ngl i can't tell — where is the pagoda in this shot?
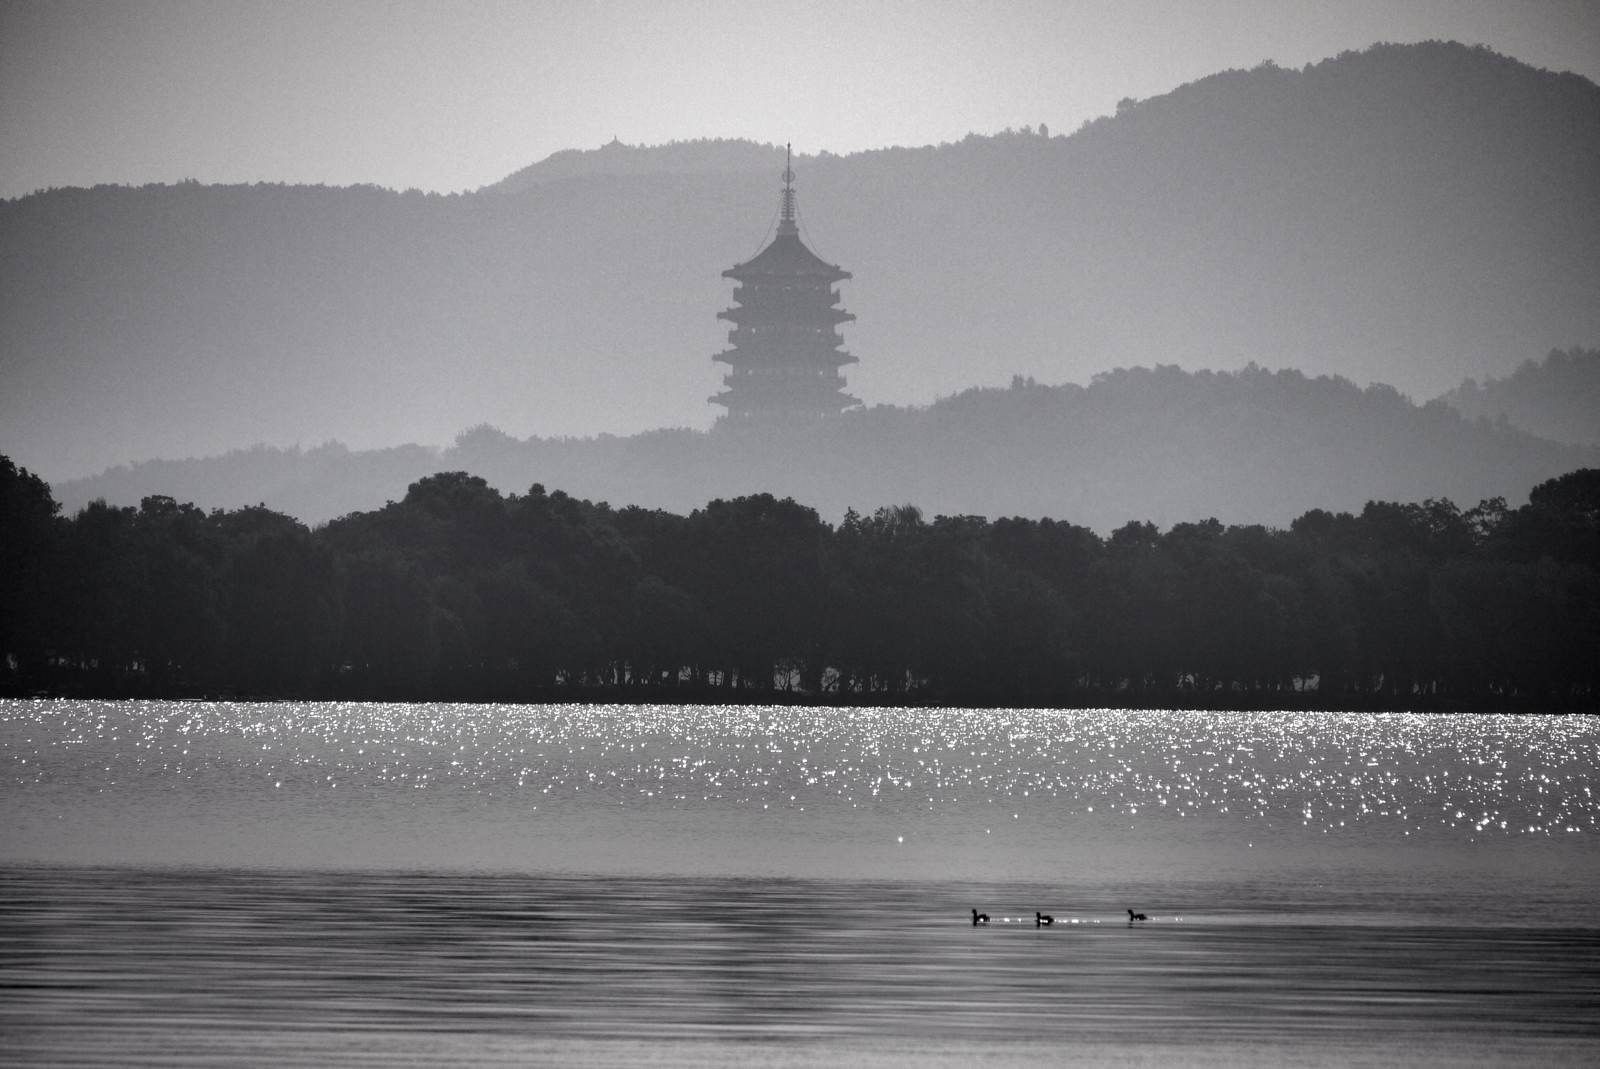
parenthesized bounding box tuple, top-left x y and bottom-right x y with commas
(712, 146, 859, 423)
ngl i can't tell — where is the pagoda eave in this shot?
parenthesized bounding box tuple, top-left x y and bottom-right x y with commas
(712, 392, 862, 411)
(723, 264, 851, 284)
(715, 349, 857, 368)
(718, 307, 854, 325)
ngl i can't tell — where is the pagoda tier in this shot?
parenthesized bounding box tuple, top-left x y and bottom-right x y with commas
(711, 146, 860, 424)
(711, 372, 862, 418)
(718, 319, 856, 360)
(715, 341, 857, 369)
(718, 303, 855, 326)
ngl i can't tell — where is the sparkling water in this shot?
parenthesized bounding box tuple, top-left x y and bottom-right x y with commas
(3, 701, 1598, 1065)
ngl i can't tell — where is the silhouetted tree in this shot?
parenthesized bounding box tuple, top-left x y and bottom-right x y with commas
(5, 452, 1595, 706)
(0, 458, 62, 687)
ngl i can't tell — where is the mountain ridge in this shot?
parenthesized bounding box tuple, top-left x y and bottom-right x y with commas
(1435, 347, 1600, 447)
(53, 362, 1597, 534)
(476, 41, 1596, 191)
(5, 40, 1597, 481)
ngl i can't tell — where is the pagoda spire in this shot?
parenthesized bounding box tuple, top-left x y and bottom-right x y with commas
(778, 142, 798, 236)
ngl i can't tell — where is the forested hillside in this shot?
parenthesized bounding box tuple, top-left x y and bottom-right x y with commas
(55, 364, 1597, 532)
(4, 41, 1597, 479)
(1437, 348, 1600, 447)
(7, 455, 1597, 707)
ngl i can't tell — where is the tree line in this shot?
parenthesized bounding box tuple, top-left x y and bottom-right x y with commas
(3, 455, 1596, 708)
(1438, 347, 1600, 448)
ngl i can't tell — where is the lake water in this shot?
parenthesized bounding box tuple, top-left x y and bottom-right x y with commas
(3, 700, 1598, 1065)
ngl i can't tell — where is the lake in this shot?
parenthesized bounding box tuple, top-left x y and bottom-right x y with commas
(3, 700, 1598, 1065)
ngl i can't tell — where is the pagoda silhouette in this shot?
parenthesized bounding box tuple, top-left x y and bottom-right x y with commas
(712, 145, 859, 423)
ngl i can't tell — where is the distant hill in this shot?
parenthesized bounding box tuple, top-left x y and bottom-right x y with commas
(56, 364, 1597, 532)
(488, 137, 788, 193)
(6, 41, 1599, 480)
(1436, 348, 1600, 447)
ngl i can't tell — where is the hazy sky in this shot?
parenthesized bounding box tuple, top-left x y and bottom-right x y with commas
(3, 0, 1598, 199)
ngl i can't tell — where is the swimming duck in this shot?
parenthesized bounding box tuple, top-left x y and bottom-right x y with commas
(971, 908, 989, 926)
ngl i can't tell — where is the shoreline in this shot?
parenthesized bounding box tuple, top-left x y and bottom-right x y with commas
(6, 681, 1594, 714)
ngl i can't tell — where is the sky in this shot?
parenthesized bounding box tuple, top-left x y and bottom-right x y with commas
(2, 0, 1598, 200)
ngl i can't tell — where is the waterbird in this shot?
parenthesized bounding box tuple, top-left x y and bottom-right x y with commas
(1036, 912, 1054, 927)
(972, 909, 989, 926)
(1127, 909, 1148, 924)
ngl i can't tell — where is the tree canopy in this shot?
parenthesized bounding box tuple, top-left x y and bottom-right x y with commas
(3, 458, 1596, 708)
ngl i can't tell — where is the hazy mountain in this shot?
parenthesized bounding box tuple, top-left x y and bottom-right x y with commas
(489, 137, 789, 193)
(55, 364, 1596, 533)
(5, 41, 1598, 480)
(1436, 348, 1600, 447)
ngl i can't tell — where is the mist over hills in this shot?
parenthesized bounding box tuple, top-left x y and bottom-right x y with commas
(54, 364, 1596, 533)
(4, 41, 1598, 482)
(1436, 347, 1600, 448)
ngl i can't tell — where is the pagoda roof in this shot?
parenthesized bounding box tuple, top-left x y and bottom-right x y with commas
(715, 347, 858, 368)
(719, 304, 855, 325)
(724, 231, 850, 282)
(711, 387, 862, 412)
